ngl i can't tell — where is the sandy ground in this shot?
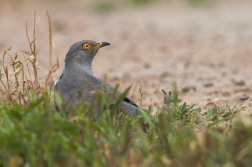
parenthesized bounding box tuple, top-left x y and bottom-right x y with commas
(1, 0, 252, 119)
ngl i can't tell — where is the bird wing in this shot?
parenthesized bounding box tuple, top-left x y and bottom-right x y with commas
(106, 84, 137, 106)
(87, 76, 137, 106)
(56, 73, 137, 108)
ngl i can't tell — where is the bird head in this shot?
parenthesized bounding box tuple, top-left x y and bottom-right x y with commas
(64, 40, 110, 69)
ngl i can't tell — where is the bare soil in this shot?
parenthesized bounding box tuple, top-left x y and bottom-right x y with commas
(1, 0, 252, 120)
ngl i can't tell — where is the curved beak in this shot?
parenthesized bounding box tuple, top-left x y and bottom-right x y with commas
(95, 42, 110, 49)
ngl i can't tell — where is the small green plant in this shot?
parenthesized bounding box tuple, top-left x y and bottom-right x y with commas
(130, 0, 156, 6)
(186, 0, 218, 6)
(91, 1, 117, 13)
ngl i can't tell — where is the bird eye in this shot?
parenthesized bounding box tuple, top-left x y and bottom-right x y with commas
(82, 42, 91, 50)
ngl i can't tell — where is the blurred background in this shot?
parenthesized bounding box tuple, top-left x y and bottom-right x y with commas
(0, 0, 252, 115)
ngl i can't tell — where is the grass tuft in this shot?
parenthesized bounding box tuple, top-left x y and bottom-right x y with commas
(0, 86, 251, 166)
(185, 0, 218, 6)
(91, 1, 117, 13)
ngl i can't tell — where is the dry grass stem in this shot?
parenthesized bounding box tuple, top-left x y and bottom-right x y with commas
(0, 10, 59, 105)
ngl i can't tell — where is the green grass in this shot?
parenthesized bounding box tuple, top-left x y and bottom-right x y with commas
(91, 1, 117, 13)
(90, 0, 218, 13)
(130, 0, 157, 6)
(185, 0, 218, 6)
(0, 87, 251, 166)
(0, 10, 252, 167)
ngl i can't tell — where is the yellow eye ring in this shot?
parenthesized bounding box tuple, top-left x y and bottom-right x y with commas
(82, 42, 91, 50)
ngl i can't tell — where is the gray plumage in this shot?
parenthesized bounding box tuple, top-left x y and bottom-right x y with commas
(54, 40, 139, 116)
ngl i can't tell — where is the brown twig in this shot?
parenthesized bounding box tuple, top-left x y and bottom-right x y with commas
(0, 10, 59, 106)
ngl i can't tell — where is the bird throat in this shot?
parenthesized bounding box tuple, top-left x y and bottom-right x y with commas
(64, 62, 94, 78)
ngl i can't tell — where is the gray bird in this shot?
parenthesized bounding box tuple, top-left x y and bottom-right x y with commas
(54, 40, 139, 117)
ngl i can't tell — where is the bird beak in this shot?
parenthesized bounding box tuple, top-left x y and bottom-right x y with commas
(95, 42, 110, 49)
